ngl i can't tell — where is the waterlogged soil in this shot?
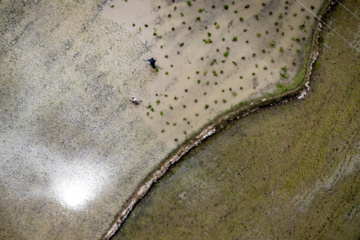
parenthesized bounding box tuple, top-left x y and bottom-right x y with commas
(101, 0, 323, 146)
(114, 1, 360, 239)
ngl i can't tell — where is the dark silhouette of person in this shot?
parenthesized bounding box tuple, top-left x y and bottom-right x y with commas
(147, 58, 156, 69)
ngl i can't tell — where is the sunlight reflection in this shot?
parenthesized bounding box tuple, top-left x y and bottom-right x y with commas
(53, 162, 108, 211)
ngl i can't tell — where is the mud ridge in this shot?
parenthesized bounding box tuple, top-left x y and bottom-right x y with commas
(101, 1, 334, 239)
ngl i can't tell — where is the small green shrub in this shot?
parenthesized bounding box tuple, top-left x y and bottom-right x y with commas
(224, 51, 229, 57)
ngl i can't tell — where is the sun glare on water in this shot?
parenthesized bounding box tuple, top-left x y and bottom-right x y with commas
(53, 163, 108, 210)
(58, 180, 93, 209)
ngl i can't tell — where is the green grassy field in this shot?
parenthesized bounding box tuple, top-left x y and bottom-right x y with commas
(113, 0, 360, 239)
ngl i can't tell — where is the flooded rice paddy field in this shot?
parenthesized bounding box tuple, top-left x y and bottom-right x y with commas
(102, 0, 323, 146)
(0, 0, 325, 239)
(114, 0, 360, 239)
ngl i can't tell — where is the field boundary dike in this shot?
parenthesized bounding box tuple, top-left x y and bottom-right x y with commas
(101, 1, 335, 239)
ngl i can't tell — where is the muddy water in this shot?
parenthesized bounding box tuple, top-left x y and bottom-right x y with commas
(114, 0, 360, 239)
(101, 0, 324, 147)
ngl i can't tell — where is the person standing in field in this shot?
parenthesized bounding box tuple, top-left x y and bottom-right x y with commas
(147, 57, 156, 69)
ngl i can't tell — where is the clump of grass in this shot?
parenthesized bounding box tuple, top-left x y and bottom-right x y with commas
(224, 51, 229, 57)
(156, 100, 160, 105)
(195, 16, 201, 22)
(223, 99, 227, 103)
(232, 36, 238, 41)
(254, 14, 259, 20)
(297, 49, 302, 54)
(213, 70, 218, 76)
(232, 92, 237, 97)
(179, 42, 184, 47)
(224, 5, 229, 10)
(245, 4, 250, 8)
(270, 41, 276, 48)
(174, 96, 178, 100)
(169, 105, 173, 110)
(279, 47, 284, 54)
(276, 83, 288, 93)
(160, 111, 163, 116)
(194, 99, 198, 103)
(278, 14, 283, 19)
(299, 24, 305, 30)
(165, 72, 168, 75)
(199, 8, 204, 13)
(187, 1, 191, 7)
(232, 61, 237, 66)
(280, 65, 289, 79)
(214, 82, 218, 85)
(205, 104, 209, 109)
(239, 17, 244, 22)
(161, 129, 165, 133)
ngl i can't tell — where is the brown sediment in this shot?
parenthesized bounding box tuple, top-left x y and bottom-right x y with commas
(101, 1, 334, 239)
